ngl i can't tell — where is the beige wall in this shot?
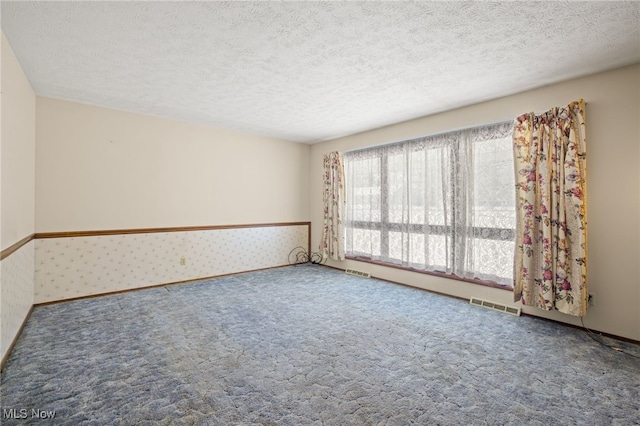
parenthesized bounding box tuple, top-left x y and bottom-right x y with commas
(1, 34, 35, 249)
(1, 33, 36, 362)
(311, 64, 640, 341)
(36, 97, 310, 232)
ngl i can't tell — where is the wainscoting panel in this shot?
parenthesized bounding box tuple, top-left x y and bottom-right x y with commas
(1, 240, 35, 359)
(35, 224, 309, 304)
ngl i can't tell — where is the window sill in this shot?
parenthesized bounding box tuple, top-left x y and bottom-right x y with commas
(345, 256, 514, 291)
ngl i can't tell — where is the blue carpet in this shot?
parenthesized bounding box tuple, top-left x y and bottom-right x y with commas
(1, 265, 639, 425)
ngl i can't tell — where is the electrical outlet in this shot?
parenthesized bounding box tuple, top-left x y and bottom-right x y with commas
(588, 293, 596, 307)
(180, 256, 186, 266)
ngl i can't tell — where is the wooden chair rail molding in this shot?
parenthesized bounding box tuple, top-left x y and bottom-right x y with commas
(0, 234, 35, 261)
(1, 222, 311, 261)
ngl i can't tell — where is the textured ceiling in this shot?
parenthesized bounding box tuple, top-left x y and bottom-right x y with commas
(2, 1, 639, 143)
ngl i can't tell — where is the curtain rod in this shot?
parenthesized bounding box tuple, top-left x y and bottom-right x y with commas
(342, 99, 586, 154)
(531, 99, 587, 116)
(343, 118, 513, 154)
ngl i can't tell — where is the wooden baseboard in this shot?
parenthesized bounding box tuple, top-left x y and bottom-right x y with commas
(320, 264, 640, 346)
(519, 312, 640, 346)
(1, 305, 34, 372)
(35, 264, 291, 307)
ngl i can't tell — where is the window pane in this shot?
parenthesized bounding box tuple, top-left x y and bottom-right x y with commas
(406, 232, 448, 272)
(387, 153, 405, 223)
(388, 231, 449, 271)
(388, 231, 403, 263)
(471, 238, 514, 284)
(381, 145, 451, 226)
(347, 157, 381, 222)
(408, 232, 425, 266)
(424, 147, 448, 226)
(427, 234, 448, 272)
(405, 147, 449, 226)
(473, 136, 515, 230)
(408, 151, 425, 224)
(347, 228, 381, 258)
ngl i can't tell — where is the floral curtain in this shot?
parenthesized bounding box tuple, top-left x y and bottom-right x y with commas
(513, 99, 587, 316)
(321, 151, 345, 260)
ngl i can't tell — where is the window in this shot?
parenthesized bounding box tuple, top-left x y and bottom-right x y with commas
(344, 122, 515, 287)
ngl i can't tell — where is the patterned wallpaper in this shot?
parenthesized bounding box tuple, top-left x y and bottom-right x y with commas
(1, 240, 35, 360)
(35, 225, 308, 304)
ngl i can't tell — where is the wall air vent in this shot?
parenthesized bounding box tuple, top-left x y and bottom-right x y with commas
(345, 268, 371, 278)
(470, 298, 521, 316)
